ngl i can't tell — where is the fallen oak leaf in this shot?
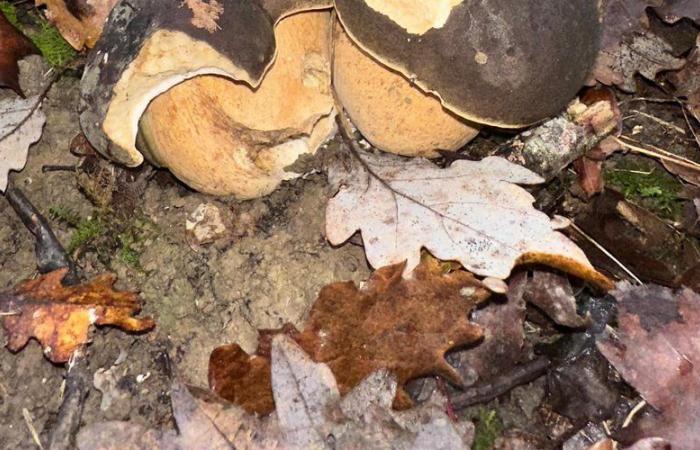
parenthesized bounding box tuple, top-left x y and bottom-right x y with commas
(669, 33, 700, 124)
(0, 12, 38, 95)
(209, 260, 489, 415)
(79, 337, 473, 450)
(0, 94, 47, 191)
(0, 268, 154, 363)
(597, 283, 700, 450)
(325, 149, 611, 289)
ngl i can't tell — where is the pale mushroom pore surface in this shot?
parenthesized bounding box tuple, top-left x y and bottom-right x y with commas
(333, 21, 478, 157)
(138, 11, 335, 198)
(363, 0, 463, 35)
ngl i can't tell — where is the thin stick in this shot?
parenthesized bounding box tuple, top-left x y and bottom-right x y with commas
(568, 222, 643, 285)
(613, 137, 700, 172)
(628, 109, 686, 135)
(622, 400, 648, 428)
(4, 185, 80, 284)
(22, 408, 44, 450)
(621, 135, 699, 165)
(450, 357, 551, 409)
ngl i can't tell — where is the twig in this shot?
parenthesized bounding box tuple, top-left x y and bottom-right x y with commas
(614, 137, 700, 172)
(450, 357, 551, 409)
(43, 351, 90, 450)
(622, 400, 647, 428)
(4, 185, 79, 285)
(41, 165, 76, 173)
(567, 222, 642, 285)
(22, 408, 45, 450)
(627, 109, 686, 135)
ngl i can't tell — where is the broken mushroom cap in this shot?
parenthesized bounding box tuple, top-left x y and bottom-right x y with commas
(79, 0, 277, 168)
(333, 0, 601, 128)
(138, 10, 336, 198)
(333, 20, 479, 157)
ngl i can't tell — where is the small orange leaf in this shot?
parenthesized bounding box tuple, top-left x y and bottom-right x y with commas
(209, 260, 489, 414)
(1, 268, 154, 363)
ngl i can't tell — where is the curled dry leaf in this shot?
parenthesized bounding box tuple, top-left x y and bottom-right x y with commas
(36, 0, 119, 49)
(325, 150, 611, 289)
(597, 283, 700, 450)
(670, 33, 700, 124)
(654, 0, 700, 24)
(209, 260, 489, 415)
(0, 268, 154, 363)
(592, 0, 685, 92)
(78, 337, 473, 450)
(0, 94, 46, 191)
(0, 12, 38, 95)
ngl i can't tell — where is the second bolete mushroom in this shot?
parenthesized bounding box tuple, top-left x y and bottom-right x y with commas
(138, 10, 335, 197)
(332, 0, 601, 155)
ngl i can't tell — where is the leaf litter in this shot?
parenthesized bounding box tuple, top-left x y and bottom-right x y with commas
(325, 149, 611, 289)
(78, 335, 474, 450)
(209, 259, 489, 414)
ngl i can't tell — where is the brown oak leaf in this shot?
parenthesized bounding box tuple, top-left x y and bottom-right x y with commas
(209, 260, 489, 415)
(0, 268, 155, 363)
(0, 12, 38, 96)
(597, 283, 700, 450)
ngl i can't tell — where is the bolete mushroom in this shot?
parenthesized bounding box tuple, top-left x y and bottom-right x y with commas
(138, 10, 335, 197)
(80, 0, 335, 197)
(333, 0, 601, 151)
(333, 21, 479, 157)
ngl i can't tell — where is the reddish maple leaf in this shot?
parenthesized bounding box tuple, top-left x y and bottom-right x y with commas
(0, 268, 155, 363)
(0, 12, 38, 96)
(209, 260, 489, 414)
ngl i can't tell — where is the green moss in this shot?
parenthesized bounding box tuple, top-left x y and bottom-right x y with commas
(0, 1, 75, 68)
(0, 1, 19, 27)
(117, 232, 141, 268)
(68, 217, 104, 253)
(472, 408, 503, 450)
(31, 19, 76, 68)
(604, 159, 683, 219)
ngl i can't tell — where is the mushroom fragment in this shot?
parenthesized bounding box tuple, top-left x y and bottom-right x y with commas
(80, 0, 277, 169)
(333, 0, 601, 128)
(333, 20, 479, 157)
(138, 10, 336, 197)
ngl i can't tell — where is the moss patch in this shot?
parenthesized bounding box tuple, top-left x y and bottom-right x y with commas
(604, 158, 683, 220)
(49, 206, 155, 269)
(471, 408, 503, 450)
(0, 1, 76, 68)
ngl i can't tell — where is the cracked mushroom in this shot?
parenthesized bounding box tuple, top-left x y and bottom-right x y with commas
(332, 0, 601, 156)
(80, 0, 335, 198)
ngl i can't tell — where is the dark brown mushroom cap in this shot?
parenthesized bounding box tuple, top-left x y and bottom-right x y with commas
(80, 0, 276, 166)
(334, 0, 601, 128)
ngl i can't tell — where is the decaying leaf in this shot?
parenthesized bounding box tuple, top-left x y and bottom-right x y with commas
(209, 260, 489, 415)
(449, 271, 527, 387)
(597, 283, 700, 449)
(574, 190, 698, 287)
(36, 0, 118, 49)
(78, 336, 473, 450)
(670, 33, 700, 123)
(326, 150, 611, 289)
(654, 0, 700, 24)
(0, 94, 46, 191)
(0, 12, 38, 95)
(525, 270, 588, 328)
(592, 0, 685, 91)
(0, 268, 154, 363)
